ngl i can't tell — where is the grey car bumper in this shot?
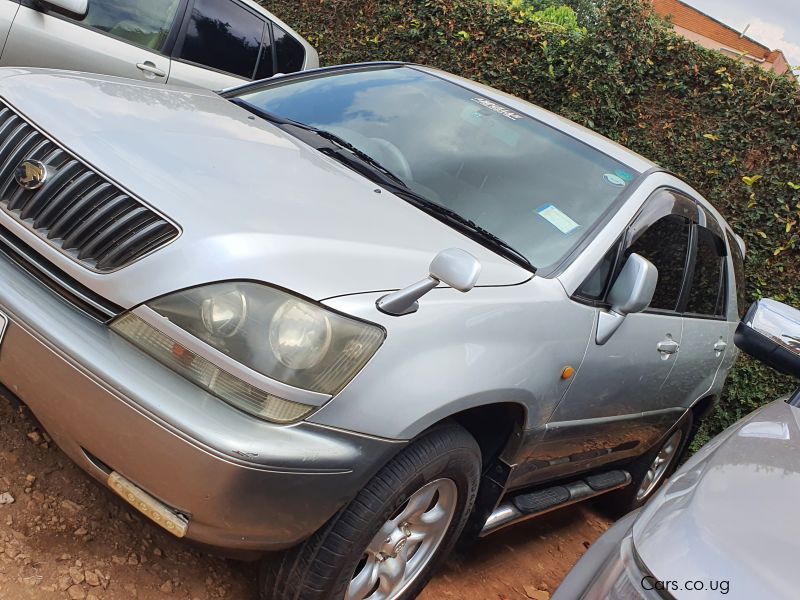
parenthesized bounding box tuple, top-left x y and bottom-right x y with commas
(0, 249, 403, 552)
(553, 508, 641, 600)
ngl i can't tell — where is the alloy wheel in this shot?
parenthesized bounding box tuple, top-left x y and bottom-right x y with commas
(636, 429, 683, 501)
(346, 478, 457, 600)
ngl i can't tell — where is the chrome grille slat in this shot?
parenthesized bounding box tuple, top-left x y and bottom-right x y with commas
(47, 182, 114, 240)
(62, 194, 133, 249)
(97, 220, 175, 271)
(0, 100, 179, 272)
(0, 115, 22, 147)
(0, 128, 40, 190)
(77, 206, 151, 259)
(33, 171, 100, 229)
(0, 122, 29, 164)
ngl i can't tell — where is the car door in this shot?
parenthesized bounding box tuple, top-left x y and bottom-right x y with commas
(0, 1, 20, 57)
(667, 205, 731, 405)
(1, 0, 180, 83)
(167, 0, 270, 89)
(517, 189, 697, 483)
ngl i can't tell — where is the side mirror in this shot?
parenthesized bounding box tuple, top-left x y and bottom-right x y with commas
(596, 253, 658, 344)
(38, 0, 88, 17)
(735, 299, 800, 377)
(377, 248, 481, 316)
(429, 247, 482, 292)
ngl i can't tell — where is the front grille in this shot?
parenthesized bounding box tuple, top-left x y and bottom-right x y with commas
(0, 101, 179, 272)
(0, 224, 123, 322)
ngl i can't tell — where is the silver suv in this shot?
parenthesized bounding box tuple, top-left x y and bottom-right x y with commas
(0, 63, 742, 599)
(0, 0, 319, 89)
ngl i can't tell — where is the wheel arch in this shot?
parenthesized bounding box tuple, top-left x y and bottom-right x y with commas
(690, 393, 718, 422)
(418, 402, 528, 545)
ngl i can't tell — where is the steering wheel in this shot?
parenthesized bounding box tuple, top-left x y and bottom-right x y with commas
(367, 137, 413, 182)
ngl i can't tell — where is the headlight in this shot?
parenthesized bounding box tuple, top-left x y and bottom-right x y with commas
(269, 299, 332, 370)
(200, 288, 247, 338)
(585, 536, 663, 600)
(110, 282, 385, 423)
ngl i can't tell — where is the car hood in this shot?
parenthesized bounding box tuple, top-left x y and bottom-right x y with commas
(632, 399, 800, 599)
(0, 69, 531, 306)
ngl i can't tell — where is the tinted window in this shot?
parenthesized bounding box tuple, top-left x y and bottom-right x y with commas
(236, 68, 638, 269)
(577, 242, 620, 300)
(726, 231, 747, 317)
(255, 32, 274, 79)
(625, 215, 690, 311)
(686, 227, 726, 316)
(180, 0, 264, 78)
(80, 0, 180, 50)
(273, 24, 305, 74)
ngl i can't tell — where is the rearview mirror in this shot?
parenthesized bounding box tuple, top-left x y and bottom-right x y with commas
(596, 253, 658, 344)
(735, 299, 800, 377)
(40, 0, 88, 17)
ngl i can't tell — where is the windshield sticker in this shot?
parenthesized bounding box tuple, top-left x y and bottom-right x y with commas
(460, 106, 521, 146)
(603, 173, 627, 187)
(537, 204, 580, 234)
(471, 98, 524, 121)
(614, 169, 634, 183)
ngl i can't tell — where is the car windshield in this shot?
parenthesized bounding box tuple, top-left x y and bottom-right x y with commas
(234, 66, 638, 269)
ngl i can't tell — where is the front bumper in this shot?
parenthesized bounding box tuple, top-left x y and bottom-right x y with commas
(0, 248, 403, 552)
(553, 509, 641, 600)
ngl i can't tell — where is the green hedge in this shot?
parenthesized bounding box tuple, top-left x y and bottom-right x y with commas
(265, 0, 800, 447)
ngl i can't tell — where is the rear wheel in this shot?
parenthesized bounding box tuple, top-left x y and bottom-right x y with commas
(261, 423, 481, 600)
(598, 412, 693, 516)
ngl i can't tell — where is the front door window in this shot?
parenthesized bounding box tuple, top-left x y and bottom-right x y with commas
(80, 0, 181, 51)
(624, 214, 691, 312)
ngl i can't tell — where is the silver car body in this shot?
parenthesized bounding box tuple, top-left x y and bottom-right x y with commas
(0, 64, 740, 551)
(0, 0, 318, 89)
(556, 397, 800, 599)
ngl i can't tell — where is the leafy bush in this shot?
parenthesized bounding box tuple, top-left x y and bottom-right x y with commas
(502, 1, 582, 32)
(265, 0, 800, 446)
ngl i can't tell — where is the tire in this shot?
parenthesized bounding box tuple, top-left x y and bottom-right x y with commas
(260, 423, 481, 600)
(598, 412, 693, 517)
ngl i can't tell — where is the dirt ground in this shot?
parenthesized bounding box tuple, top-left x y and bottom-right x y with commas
(0, 397, 611, 600)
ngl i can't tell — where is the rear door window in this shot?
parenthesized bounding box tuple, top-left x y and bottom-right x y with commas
(179, 0, 264, 78)
(685, 227, 726, 317)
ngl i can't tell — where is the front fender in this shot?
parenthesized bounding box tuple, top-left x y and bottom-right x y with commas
(309, 279, 594, 439)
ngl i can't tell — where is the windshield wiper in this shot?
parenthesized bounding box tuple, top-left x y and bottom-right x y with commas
(231, 98, 535, 273)
(230, 98, 407, 188)
(382, 183, 536, 273)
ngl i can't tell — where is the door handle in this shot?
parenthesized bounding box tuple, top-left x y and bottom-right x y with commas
(657, 339, 680, 356)
(136, 61, 166, 78)
(714, 339, 728, 354)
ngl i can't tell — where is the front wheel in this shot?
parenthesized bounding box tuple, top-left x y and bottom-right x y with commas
(261, 423, 481, 600)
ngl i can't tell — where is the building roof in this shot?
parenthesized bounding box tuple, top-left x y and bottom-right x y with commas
(652, 0, 787, 64)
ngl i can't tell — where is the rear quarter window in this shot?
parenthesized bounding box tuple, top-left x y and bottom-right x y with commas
(273, 24, 305, 74)
(726, 231, 747, 317)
